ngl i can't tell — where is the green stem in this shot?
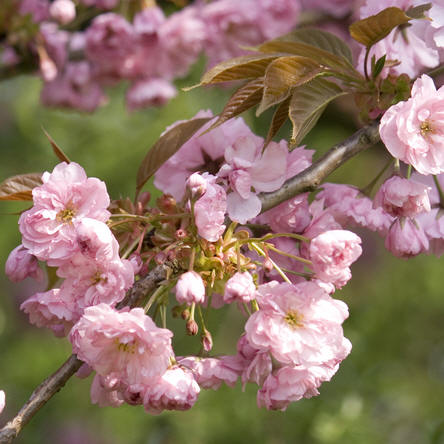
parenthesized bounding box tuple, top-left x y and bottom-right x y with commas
(265, 244, 312, 265)
(360, 157, 394, 197)
(251, 242, 291, 284)
(433, 175, 444, 209)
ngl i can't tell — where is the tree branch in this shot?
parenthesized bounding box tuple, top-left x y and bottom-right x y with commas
(0, 264, 170, 444)
(259, 121, 381, 212)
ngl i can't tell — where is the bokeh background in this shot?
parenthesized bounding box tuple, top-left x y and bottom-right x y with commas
(1, 59, 444, 444)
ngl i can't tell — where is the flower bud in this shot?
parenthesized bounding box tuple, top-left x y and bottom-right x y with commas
(5, 245, 43, 283)
(157, 194, 177, 213)
(175, 271, 205, 305)
(187, 172, 207, 199)
(385, 218, 429, 258)
(0, 390, 5, 415)
(50, 0, 76, 24)
(181, 309, 190, 320)
(202, 328, 213, 352)
(186, 319, 198, 336)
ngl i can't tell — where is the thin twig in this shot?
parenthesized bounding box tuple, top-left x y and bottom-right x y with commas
(259, 121, 381, 212)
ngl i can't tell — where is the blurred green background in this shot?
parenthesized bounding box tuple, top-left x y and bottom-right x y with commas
(1, 62, 444, 444)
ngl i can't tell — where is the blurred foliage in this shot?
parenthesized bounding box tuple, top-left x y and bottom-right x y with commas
(1, 62, 444, 444)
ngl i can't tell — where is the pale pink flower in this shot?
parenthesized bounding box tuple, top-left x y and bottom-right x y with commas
(21, 289, 78, 337)
(19, 162, 110, 265)
(194, 175, 227, 242)
(380, 74, 444, 175)
(309, 229, 362, 288)
(19, 0, 50, 22)
(143, 366, 200, 414)
(245, 281, 351, 367)
(49, 0, 75, 24)
(317, 183, 393, 233)
(126, 78, 176, 111)
(374, 176, 431, 217)
(70, 304, 173, 385)
(385, 217, 429, 258)
(178, 356, 239, 390)
(5, 245, 44, 283)
(175, 271, 206, 305)
(257, 364, 339, 411)
(0, 390, 5, 415)
(90, 374, 124, 407)
(224, 272, 256, 304)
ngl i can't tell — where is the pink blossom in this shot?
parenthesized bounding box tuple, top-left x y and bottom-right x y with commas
(19, 0, 50, 22)
(70, 304, 174, 385)
(194, 175, 227, 242)
(385, 217, 429, 258)
(245, 281, 351, 367)
(49, 0, 76, 24)
(5, 245, 44, 283)
(126, 78, 176, 111)
(224, 272, 256, 304)
(357, 1, 439, 78)
(19, 162, 110, 265)
(154, 111, 259, 200)
(374, 176, 431, 217)
(21, 289, 77, 337)
(301, 0, 354, 17)
(41, 62, 105, 112)
(317, 183, 393, 233)
(143, 366, 200, 414)
(79, 0, 118, 9)
(40, 22, 69, 70)
(175, 271, 206, 305)
(380, 75, 444, 175)
(178, 356, 239, 390)
(0, 390, 5, 415)
(90, 374, 124, 407)
(257, 364, 339, 411)
(309, 229, 362, 288)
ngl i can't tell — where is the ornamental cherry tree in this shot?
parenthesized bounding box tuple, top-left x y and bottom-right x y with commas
(2, 0, 444, 442)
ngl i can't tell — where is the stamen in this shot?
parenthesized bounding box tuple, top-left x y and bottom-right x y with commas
(284, 310, 304, 328)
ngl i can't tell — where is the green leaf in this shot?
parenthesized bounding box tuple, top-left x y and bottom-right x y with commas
(257, 56, 324, 115)
(187, 54, 281, 87)
(42, 127, 71, 163)
(289, 78, 349, 146)
(372, 55, 387, 79)
(0, 173, 42, 201)
(264, 28, 354, 65)
(349, 7, 410, 48)
(264, 97, 291, 147)
(136, 117, 212, 195)
(206, 78, 264, 131)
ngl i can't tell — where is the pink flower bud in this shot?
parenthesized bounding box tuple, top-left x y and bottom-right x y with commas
(202, 328, 213, 352)
(186, 172, 207, 199)
(0, 390, 5, 415)
(374, 176, 431, 217)
(385, 218, 429, 258)
(224, 272, 256, 304)
(5, 245, 44, 283)
(49, 0, 76, 24)
(128, 253, 143, 275)
(175, 271, 205, 305)
(186, 319, 198, 336)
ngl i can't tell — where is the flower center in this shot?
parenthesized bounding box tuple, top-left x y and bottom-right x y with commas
(420, 120, 433, 137)
(284, 310, 304, 328)
(91, 271, 107, 285)
(56, 207, 76, 223)
(115, 339, 136, 354)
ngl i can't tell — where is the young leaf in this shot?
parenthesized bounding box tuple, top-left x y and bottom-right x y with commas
(289, 78, 349, 146)
(206, 78, 264, 131)
(264, 97, 291, 147)
(262, 28, 354, 65)
(42, 127, 71, 163)
(406, 3, 432, 19)
(257, 56, 324, 115)
(0, 173, 42, 201)
(349, 7, 410, 48)
(136, 117, 212, 195)
(189, 54, 281, 87)
(372, 55, 387, 79)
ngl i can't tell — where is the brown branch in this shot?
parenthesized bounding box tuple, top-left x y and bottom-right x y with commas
(259, 121, 381, 212)
(0, 264, 170, 444)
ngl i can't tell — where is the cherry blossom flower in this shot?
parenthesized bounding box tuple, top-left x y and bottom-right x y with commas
(19, 162, 110, 266)
(126, 78, 176, 111)
(70, 304, 174, 385)
(175, 271, 206, 305)
(245, 281, 351, 367)
(5, 245, 44, 283)
(374, 176, 431, 217)
(224, 272, 256, 304)
(380, 75, 444, 175)
(90, 374, 124, 408)
(385, 217, 429, 258)
(49, 0, 76, 25)
(309, 229, 362, 288)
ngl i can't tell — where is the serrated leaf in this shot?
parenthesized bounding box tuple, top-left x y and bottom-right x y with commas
(206, 79, 264, 131)
(136, 117, 212, 195)
(263, 28, 354, 65)
(0, 173, 42, 201)
(42, 127, 71, 163)
(193, 54, 282, 86)
(406, 2, 431, 19)
(257, 56, 324, 115)
(349, 7, 410, 48)
(264, 97, 291, 147)
(289, 78, 349, 146)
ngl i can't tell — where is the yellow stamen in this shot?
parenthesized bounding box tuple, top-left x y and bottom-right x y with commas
(284, 310, 304, 328)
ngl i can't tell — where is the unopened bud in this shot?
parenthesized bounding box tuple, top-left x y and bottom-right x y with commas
(186, 319, 198, 336)
(263, 258, 273, 273)
(171, 305, 182, 318)
(157, 194, 177, 213)
(50, 0, 76, 24)
(186, 172, 207, 199)
(154, 251, 166, 264)
(175, 229, 188, 240)
(181, 309, 190, 320)
(202, 328, 213, 352)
